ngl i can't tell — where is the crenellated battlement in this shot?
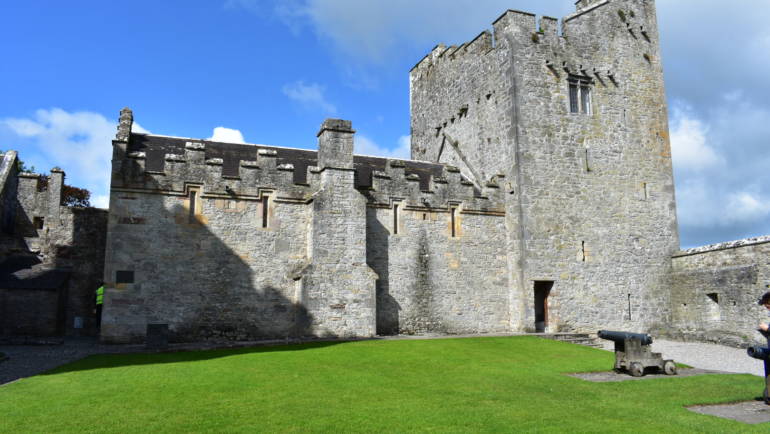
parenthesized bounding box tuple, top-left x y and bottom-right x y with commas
(113, 117, 504, 215)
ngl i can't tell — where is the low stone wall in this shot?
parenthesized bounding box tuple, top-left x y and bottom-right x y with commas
(669, 236, 770, 346)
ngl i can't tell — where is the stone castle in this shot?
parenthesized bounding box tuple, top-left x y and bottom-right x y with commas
(2, 0, 768, 346)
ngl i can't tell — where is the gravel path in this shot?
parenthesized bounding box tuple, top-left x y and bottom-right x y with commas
(652, 339, 765, 377)
(599, 339, 765, 377)
(1, 335, 766, 387)
(0, 338, 143, 386)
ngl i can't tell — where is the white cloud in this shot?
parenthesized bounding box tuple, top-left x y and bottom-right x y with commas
(132, 122, 151, 134)
(1, 109, 113, 190)
(266, 0, 572, 65)
(208, 126, 246, 143)
(669, 106, 721, 171)
(726, 192, 770, 225)
(92, 194, 110, 209)
(282, 81, 337, 114)
(0, 108, 150, 208)
(354, 134, 410, 160)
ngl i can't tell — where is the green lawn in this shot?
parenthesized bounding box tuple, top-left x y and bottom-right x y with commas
(0, 336, 765, 433)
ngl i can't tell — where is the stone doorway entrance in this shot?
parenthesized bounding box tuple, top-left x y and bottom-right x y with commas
(534, 281, 553, 333)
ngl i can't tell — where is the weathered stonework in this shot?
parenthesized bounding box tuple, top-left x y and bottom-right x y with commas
(90, 0, 769, 345)
(0, 153, 107, 338)
(411, 0, 677, 333)
(669, 237, 770, 346)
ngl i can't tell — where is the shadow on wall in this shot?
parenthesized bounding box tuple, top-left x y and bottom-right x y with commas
(103, 157, 315, 343)
(53, 207, 108, 336)
(367, 208, 399, 335)
(39, 341, 347, 376)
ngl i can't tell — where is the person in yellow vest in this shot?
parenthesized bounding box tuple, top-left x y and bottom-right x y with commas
(95, 283, 104, 330)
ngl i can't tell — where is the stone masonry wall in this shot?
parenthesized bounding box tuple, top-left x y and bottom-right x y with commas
(103, 110, 509, 342)
(410, 0, 678, 334)
(670, 237, 770, 346)
(1, 165, 108, 337)
(506, 0, 678, 333)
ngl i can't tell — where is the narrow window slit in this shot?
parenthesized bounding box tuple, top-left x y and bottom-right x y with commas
(450, 207, 457, 238)
(262, 195, 269, 228)
(393, 204, 399, 235)
(188, 190, 197, 220)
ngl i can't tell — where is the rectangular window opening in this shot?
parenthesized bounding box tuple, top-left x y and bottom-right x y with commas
(568, 76, 593, 115)
(393, 204, 399, 235)
(33, 216, 44, 230)
(580, 85, 591, 114)
(188, 189, 197, 220)
(262, 195, 269, 228)
(116, 270, 134, 284)
(450, 207, 457, 238)
(581, 241, 587, 262)
(569, 83, 579, 113)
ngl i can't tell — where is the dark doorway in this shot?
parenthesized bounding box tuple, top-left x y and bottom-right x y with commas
(534, 281, 553, 333)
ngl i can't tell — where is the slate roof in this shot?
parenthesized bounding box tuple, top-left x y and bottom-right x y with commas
(129, 133, 444, 191)
(0, 256, 70, 290)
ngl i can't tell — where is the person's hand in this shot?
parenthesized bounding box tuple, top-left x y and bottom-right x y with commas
(760, 323, 769, 332)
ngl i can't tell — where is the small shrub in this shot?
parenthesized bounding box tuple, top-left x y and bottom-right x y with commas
(531, 32, 540, 43)
(618, 10, 627, 22)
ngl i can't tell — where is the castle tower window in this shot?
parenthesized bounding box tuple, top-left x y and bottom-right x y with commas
(393, 203, 399, 235)
(568, 76, 592, 115)
(187, 186, 201, 223)
(261, 195, 270, 228)
(450, 206, 457, 238)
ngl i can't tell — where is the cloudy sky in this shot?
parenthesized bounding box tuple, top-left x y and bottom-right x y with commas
(1, 0, 768, 248)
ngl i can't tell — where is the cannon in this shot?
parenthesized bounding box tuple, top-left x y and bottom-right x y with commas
(747, 330, 770, 404)
(598, 330, 676, 377)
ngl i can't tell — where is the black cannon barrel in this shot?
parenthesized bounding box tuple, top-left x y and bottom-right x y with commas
(747, 346, 770, 361)
(597, 330, 653, 346)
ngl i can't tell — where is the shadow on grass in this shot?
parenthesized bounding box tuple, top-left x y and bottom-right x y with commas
(39, 340, 349, 376)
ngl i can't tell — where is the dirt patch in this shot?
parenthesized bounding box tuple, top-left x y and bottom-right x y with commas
(687, 400, 770, 425)
(570, 368, 732, 382)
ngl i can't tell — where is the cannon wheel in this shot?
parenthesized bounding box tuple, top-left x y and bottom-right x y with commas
(629, 362, 644, 377)
(663, 360, 677, 375)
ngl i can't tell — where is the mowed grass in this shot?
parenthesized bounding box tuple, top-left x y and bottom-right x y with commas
(0, 337, 766, 433)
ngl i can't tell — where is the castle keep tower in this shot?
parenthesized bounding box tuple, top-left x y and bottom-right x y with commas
(99, 0, 678, 344)
(411, 0, 679, 332)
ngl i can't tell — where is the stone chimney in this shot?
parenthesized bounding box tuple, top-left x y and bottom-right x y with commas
(317, 118, 355, 170)
(116, 107, 133, 143)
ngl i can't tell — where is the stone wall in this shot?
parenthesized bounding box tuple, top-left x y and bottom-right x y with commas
(0, 152, 19, 237)
(102, 109, 509, 343)
(0, 160, 108, 338)
(669, 237, 770, 346)
(410, 0, 678, 334)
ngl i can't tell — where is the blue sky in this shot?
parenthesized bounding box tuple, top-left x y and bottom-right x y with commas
(1, 0, 768, 249)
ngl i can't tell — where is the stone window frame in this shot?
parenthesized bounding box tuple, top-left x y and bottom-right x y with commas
(390, 199, 402, 236)
(185, 184, 203, 223)
(259, 190, 274, 229)
(448, 202, 461, 239)
(568, 75, 593, 115)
